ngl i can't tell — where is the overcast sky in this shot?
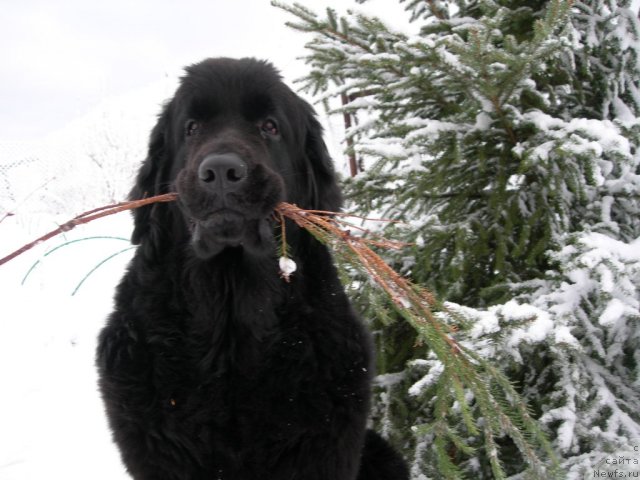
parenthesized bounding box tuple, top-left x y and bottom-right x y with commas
(0, 1, 314, 141)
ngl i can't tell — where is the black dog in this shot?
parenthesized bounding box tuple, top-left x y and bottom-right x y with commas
(96, 57, 408, 480)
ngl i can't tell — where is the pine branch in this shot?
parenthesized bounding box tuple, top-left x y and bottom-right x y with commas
(2, 193, 561, 476)
(426, 0, 447, 21)
(277, 202, 562, 478)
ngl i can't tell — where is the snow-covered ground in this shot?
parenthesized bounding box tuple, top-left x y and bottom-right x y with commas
(0, 71, 177, 478)
(0, 213, 133, 478)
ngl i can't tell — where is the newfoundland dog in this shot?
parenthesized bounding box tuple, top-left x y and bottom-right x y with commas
(96, 57, 408, 480)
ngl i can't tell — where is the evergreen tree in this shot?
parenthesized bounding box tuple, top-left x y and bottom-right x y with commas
(276, 0, 640, 478)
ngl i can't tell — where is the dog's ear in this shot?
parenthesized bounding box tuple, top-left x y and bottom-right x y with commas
(303, 106, 343, 212)
(130, 102, 173, 251)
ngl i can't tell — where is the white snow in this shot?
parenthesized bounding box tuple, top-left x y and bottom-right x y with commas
(0, 61, 176, 480)
(500, 301, 554, 345)
(278, 256, 297, 281)
(523, 111, 632, 161)
(408, 362, 444, 396)
(467, 309, 500, 338)
(598, 298, 627, 327)
(580, 232, 640, 264)
(403, 118, 465, 141)
(474, 111, 493, 130)
(0, 214, 133, 479)
(554, 326, 581, 349)
(540, 406, 577, 452)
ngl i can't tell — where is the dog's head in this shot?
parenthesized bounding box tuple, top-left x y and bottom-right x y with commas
(130, 58, 342, 259)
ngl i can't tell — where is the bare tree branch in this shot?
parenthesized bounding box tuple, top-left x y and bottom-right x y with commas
(0, 193, 177, 267)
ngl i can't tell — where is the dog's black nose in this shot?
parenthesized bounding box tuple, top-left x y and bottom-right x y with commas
(198, 153, 247, 190)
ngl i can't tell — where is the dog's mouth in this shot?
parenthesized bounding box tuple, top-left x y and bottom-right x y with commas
(175, 158, 284, 259)
(190, 209, 244, 240)
(184, 207, 276, 259)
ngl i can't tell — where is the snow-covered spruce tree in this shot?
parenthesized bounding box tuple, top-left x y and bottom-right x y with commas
(275, 0, 640, 478)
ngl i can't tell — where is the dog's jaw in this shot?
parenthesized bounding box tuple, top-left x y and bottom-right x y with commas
(189, 212, 275, 259)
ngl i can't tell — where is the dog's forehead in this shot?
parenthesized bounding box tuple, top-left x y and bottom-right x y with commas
(179, 58, 291, 118)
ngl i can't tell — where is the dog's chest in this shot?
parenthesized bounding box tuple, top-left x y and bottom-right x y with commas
(150, 321, 314, 424)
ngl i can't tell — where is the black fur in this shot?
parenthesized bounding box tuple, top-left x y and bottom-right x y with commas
(96, 57, 408, 480)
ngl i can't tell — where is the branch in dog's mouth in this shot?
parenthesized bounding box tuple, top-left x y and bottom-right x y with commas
(0, 192, 453, 401)
(0, 193, 404, 276)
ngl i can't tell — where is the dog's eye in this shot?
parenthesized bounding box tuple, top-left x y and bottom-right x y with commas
(185, 120, 200, 137)
(260, 119, 279, 137)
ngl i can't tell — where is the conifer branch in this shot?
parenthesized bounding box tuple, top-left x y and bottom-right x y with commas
(276, 202, 562, 478)
(490, 95, 519, 145)
(426, 0, 447, 20)
(2, 192, 562, 476)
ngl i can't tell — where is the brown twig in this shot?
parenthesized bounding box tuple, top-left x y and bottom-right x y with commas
(0, 212, 15, 225)
(0, 193, 403, 268)
(0, 193, 177, 267)
(1, 194, 411, 304)
(276, 202, 462, 358)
